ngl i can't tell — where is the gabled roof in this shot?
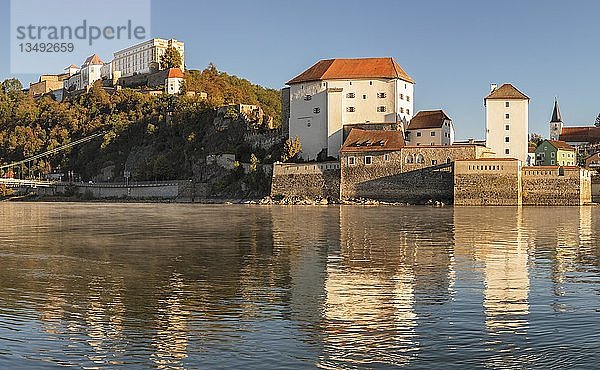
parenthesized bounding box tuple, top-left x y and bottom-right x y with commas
(65, 64, 79, 70)
(545, 140, 575, 151)
(167, 68, 184, 78)
(287, 57, 414, 85)
(82, 54, 104, 67)
(407, 110, 451, 130)
(551, 98, 562, 123)
(560, 126, 600, 143)
(485, 83, 529, 100)
(341, 128, 405, 153)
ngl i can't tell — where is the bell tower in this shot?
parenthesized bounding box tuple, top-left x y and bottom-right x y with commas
(549, 98, 563, 141)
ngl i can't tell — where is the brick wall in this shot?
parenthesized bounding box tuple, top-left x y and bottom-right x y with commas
(271, 162, 340, 199)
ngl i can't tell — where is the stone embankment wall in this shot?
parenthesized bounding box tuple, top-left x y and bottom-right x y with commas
(454, 159, 522, 206)
(592, 173, 600, 203)
(340, 150, 453, 203)
(521, 167, 591, 206)
(33, 181, 191, 200)
(271, 162, 340, 199)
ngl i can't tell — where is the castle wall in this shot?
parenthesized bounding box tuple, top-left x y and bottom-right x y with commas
(271, 162, 340, 199)
(454, 159, 522, 206)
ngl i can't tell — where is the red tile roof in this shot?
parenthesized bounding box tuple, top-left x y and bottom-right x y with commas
(546, 140, 575, 151)
(287, 58, 414, 85)
(82, 54, 104, 67)
(167, 68, 184, 78)
(407, 110, 451, 130)
(560, 126, 600, 143)
(485, 83, 529, 100)
(341, 128, 405, 153)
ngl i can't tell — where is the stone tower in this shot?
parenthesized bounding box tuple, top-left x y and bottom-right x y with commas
(485, 83, 530, 162)
(549, 98, 563, 141)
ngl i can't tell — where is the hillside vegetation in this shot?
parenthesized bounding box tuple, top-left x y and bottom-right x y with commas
(0, 64, 283, 193)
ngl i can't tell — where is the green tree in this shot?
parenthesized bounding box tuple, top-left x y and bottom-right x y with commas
(529, 133, 543, 146)
(160, 47, 183, 70)
(595, 113, 600, 127)
(281, 137, 302, 162)
(1, 78, 23, 94)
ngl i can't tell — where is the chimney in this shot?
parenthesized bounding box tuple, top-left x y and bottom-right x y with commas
(490, 83, 498, 92)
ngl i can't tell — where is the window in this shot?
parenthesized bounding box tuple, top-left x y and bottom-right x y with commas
(365, 156, 373, 165)
(369, 81, 373, 85)
(431, 159, 438, 165)
(363, 95, 367, 99)
(431, 132, 436, 137)
(505, 137, 510, 143)
(505, 102, 510, 107)
(348, 156, 356, 166)
(447, 157, 452, 164)
(346, 107, 355, 112)
(505, 149, 510, 155)
(407, 109, 410, 115)
(377, 92, 387, 98)
(384, 154, 390, 161)
(405, 155, 414, 164)
(505, 113, 510, 119)
(377, 106, 387, 112)
(416, 132, 422, 137)
(505, 124, 510, 131)
(400, 94, 404, 100)
(313, 107, 320, 114)
(400, 107, 404, 113)
(551, 160, 555, 165)
(551, 152, 555, 158)
(304, 95, 312, 101)
(406, 96, 410, 102)
(416, 154, 425, 163)
(346, 92, 355, 98)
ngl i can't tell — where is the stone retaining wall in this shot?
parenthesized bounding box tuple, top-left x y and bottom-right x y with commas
(454, 159, 522, 206)
(593, 174, 600, 203)
(271, 162, 340, 199)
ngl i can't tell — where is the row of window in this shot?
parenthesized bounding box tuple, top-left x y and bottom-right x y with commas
(304, 92, 410, 101)
(346, 154, 452, 166)
(467, 165, 506, 171)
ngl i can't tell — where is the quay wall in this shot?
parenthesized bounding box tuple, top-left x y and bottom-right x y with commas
(593, 173, 600, 203)
(32, 181, 190, 200)
(271, 162, 340, 199)
(454, 160, 522, 206)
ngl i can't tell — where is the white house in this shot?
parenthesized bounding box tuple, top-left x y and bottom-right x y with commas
(485, 83, 529, 162)
(405, 110, 454, 146)
(65, 54, 104, 91)
(287, 57, 415, 160)
(165, 68, 184, 95)
(113, 38, 185, 77)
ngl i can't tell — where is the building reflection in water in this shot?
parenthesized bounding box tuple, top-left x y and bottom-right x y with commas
(314, 207, 454, 368)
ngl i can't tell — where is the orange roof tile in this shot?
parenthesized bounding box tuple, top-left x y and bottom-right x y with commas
(167, 68, 184, 78)
(560, 126, 600, 143)
(341, 128, 405, 153)
(485, 83, 529, 100)
(82, 54, 104, 67)
(546, 140, 575, 151)
(407, 110, 451, 130)
(287, 58, 414, 85)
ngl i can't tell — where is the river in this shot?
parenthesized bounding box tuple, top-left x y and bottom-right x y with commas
(0, 203, 599, 369)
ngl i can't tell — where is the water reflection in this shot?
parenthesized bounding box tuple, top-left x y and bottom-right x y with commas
(0, 203, 599, 368)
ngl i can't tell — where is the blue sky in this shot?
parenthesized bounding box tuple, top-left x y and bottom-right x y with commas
(0, 0, 598, 139)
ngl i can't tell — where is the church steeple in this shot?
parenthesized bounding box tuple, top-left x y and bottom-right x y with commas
(550, 98, 562, 123)
(549, 98, 563, 141)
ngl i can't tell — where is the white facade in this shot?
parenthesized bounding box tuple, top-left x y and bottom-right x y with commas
(289, 78, 414, 160)
(165, 76, 183, 95)
(64, 55, 104, 91)
(485, 84, 529, 162)
(113, 38, 185, 77)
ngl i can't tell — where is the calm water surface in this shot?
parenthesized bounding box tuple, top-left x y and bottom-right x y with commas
(0, 203, 599, 369)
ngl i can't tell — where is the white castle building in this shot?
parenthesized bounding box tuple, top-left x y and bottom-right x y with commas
(485, 83, 530, 162)
(286, 57, 415, 160)
(113, 38, 185, 77)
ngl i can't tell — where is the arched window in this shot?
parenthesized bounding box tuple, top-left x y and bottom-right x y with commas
(405, 155, 414, 164)
(416, 154, 425, 164)
(446, 157, 452, 164)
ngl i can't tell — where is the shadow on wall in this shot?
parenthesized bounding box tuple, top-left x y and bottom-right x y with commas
(346, 165, 454, 204)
